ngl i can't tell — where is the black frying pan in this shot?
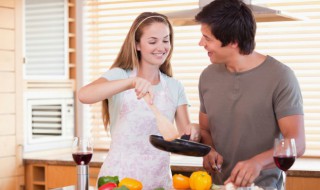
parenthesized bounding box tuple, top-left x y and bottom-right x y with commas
(149, 135, 211, 157)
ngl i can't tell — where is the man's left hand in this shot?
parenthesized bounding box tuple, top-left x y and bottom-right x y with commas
(224, 158, 262, 187)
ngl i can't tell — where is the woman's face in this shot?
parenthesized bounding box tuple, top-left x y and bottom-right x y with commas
(136, 22, 171, 67)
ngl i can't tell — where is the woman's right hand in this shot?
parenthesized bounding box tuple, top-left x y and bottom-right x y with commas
(132, 77, 154, 103)
(203, 148, 223, 174)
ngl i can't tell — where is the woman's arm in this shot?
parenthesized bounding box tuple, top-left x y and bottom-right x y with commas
(78, 77, 134, 104)
(174, 104, 191, 136)
(174, 105, 200, 141)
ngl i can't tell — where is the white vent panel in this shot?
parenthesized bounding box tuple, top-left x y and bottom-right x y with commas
(31, 104, 63, 137)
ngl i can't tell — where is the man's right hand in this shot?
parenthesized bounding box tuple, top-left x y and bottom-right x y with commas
(203, 148, 223, 174)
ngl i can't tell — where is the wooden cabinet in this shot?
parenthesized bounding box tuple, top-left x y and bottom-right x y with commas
(26, 164, 47, 190)
(286, 176, 320, 190)
(47, 165, 76, 189)
(26, 163, 99, 190)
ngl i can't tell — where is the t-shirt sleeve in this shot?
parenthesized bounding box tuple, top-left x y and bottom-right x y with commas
(198, 72, 206, 114)
(101, 67, 129, 81)
(100, 67, 128, 104)
(274, 69, 304, 120)
(177, 80, 188, 107)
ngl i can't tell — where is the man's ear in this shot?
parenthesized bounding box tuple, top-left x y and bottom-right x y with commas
(230, 41, 238, 48)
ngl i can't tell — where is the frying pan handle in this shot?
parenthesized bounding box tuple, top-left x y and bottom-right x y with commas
(180, 134, 191, 140)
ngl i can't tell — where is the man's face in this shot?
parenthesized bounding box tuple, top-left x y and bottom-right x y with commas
(199, 23, 234, 64)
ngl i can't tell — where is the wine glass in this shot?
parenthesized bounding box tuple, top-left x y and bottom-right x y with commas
(72, 137, 93, 190)
(72, 137, 93, 165)
(273, 138, 297, 189)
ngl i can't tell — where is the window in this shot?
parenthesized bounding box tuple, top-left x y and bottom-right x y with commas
(83, 0, 320, 156)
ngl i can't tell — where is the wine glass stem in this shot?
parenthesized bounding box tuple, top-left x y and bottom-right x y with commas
(77, 165, 89, 190)
(283, 171, 287, 190)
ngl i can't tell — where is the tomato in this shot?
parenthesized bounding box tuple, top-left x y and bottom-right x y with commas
(98, 176, 120, 188)
(98, 182, 117, 190)
(119, 177, 143, 190)
(173, 174, 190, 189)
(189, 171, 212, 190)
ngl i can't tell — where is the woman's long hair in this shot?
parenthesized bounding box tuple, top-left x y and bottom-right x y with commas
(102, 12, 174, 129)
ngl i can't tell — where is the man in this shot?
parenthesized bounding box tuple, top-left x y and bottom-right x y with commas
(195, 0, 305, 189)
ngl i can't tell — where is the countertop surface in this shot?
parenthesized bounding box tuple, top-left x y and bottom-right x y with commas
(23, 149, 320, 177)
(23, 149, 204, 172)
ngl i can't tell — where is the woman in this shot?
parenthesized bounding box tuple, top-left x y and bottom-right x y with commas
(78, 12, 199, 189)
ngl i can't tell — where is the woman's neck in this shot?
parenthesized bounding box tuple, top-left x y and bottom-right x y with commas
(137, 66, 160, 85)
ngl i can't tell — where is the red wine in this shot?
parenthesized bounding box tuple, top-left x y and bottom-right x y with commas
(72, 152, 92, 165)
(273, 156, 295, 171)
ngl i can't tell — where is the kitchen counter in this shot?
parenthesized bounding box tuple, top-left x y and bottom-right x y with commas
(51, 186, 95, 190)
(23, 149, 204, 173)
(23, 149, 320, 177)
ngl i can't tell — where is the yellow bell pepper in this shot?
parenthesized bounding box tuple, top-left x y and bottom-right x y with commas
(119, 177, 143, 190)
(189, 171, 212, 190)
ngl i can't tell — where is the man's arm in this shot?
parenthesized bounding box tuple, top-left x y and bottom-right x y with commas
(278, 115, 305, 157)
(200, 112, 223, 173)
(199, 112, 214, 146)
(226, 114, 305, 186)
(249, 115, 305, 170)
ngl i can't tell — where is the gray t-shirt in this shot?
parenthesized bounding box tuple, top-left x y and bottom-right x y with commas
(199, 55, 303, 188)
